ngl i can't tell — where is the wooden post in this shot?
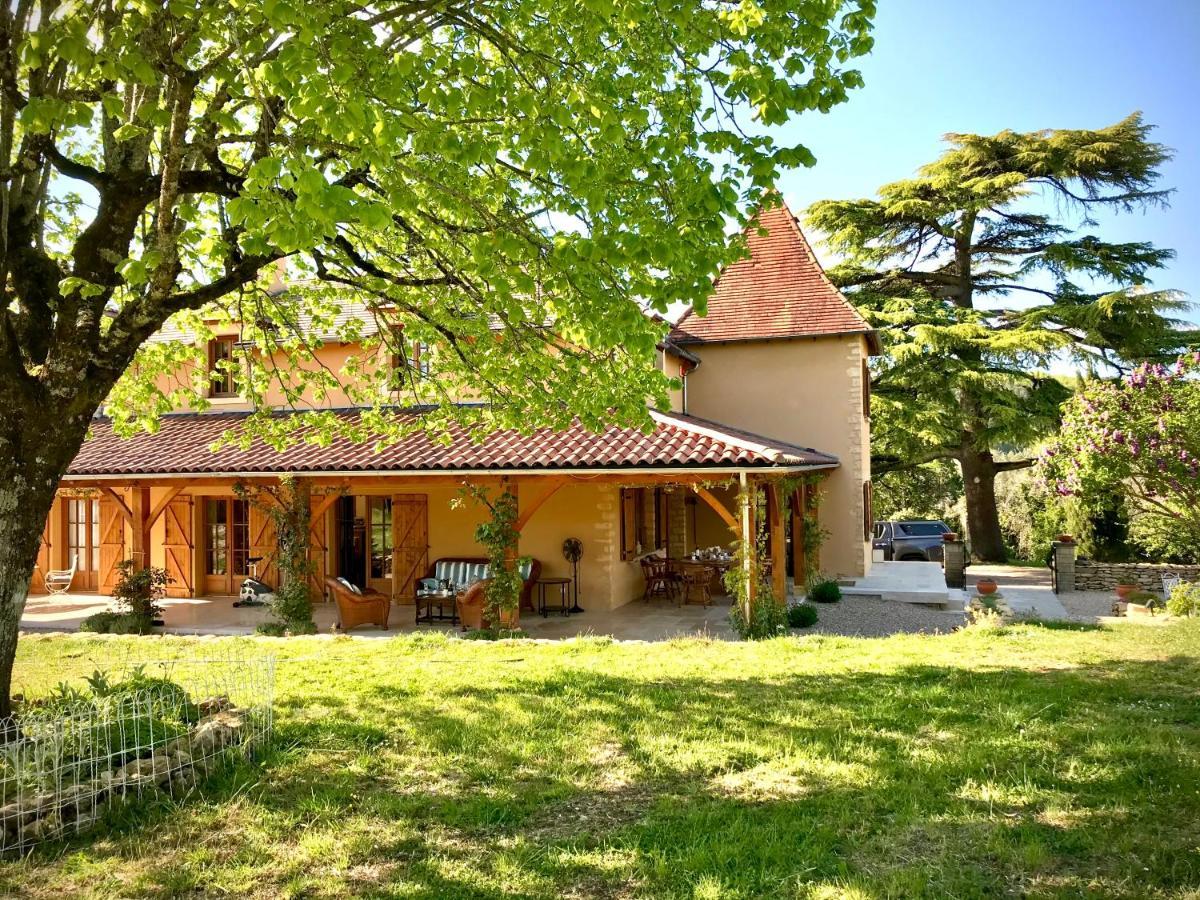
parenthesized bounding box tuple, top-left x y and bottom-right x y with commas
(738, 472, 755, 619)
(805, 480, 820, 576)
(130, 486, 151, 569)
(504, 476, 519, 564)
(766, 482, 786, 603)
(791, 484, 807, 590)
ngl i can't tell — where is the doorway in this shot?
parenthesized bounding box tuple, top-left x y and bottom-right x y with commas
(201, 496, 250, 595)
(334, 495, 396, 593)
(63, 497, 100, 592)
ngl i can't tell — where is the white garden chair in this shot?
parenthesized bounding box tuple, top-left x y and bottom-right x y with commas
(1161, 573, 1184, 596)
(44, 555, 77, 595)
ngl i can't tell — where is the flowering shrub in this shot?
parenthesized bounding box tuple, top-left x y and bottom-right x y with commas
(1167, 582, 1200, 618)
(1039, 354, 1200, 561)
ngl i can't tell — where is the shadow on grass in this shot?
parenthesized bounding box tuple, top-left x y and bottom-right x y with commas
(7, 648, 1200, 898)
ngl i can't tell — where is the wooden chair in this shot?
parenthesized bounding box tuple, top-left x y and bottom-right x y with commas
(325, 577, 390, 631)
(640, 556, 678, 603)
(680, 565, 712, 607)
(45, 555, 78, 595)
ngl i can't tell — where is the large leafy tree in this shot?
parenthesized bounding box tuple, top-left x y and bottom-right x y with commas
(0, 1, 874, 711)
(807, 115, 1196, 561)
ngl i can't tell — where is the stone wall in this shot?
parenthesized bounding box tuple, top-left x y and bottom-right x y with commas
(1074, 560, 1200, 592)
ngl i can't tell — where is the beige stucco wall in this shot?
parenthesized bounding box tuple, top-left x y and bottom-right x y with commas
(107, 479, 643, 611)
(680, 335, 872, 579)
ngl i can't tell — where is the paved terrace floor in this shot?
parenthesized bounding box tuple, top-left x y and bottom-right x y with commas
(22, 588, 970, 640)
(24, 565, 1133, 641)
(21, 591, 742, 641)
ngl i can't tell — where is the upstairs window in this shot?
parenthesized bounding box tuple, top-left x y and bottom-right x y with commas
(208, 337, 237, 398)
(412, 341, 432, 377)
(389, 340, 432, 388)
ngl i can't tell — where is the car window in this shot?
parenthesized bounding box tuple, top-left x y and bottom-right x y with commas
(873, 523, 886, 540)
(896, 522, 946, 537)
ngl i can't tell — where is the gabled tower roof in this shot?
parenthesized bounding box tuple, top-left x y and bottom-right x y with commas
(669, 198, 877, 352)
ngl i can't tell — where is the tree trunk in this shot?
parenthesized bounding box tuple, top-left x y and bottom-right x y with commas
(0, 395, 98, 720)
(959, 444, 1007, 563)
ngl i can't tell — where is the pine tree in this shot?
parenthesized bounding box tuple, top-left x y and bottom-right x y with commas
(807, 114, 1196, 561)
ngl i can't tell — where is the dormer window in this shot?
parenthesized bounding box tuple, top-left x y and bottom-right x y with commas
(208, 337, 237, 398)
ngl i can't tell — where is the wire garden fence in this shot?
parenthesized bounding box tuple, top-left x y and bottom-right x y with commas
(0, 655, 274, 854)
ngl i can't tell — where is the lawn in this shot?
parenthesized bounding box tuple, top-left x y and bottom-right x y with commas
(4, 620, 1199, 899)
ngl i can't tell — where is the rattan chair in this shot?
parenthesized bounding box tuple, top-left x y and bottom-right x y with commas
(325, 577, 390, 631)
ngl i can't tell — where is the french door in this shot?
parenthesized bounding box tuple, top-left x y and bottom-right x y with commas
(202, 497, 250, 595)
(64, 497, 100, 591)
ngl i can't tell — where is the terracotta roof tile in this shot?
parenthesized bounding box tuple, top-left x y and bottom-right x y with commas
(65, 409, 838, 477)
(669, 198, 875, 349)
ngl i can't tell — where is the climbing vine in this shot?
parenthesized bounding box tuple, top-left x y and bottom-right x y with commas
(461, 484, 529, 625)
(235, 477, 317, 635)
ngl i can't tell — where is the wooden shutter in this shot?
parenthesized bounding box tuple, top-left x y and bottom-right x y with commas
(862, 359, 871, 418)
(248, 504, 279, 588)
(863, 480, 873, 541)
(308, 495, 330, 599)
(98, 498, 125, 595)
(620, 488, 638, 560)
(163, 496, 195, 597)
(391, 494, 428, 603)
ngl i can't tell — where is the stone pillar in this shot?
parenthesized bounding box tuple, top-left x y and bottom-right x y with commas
(943, 539, 967, 589)
(667, 490, 688, 559)
(1051, 541, 1076, 594)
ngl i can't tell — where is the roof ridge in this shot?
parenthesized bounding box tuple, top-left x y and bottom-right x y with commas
(668, 195, 875, 349)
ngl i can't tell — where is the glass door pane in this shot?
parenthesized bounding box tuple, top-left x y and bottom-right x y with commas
(205, 499, 228, 575)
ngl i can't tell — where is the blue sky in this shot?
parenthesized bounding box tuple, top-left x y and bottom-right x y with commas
(775, 0, 1200, 321)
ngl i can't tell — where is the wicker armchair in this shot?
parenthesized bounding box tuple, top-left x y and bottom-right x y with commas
(325, 577, 390, 631)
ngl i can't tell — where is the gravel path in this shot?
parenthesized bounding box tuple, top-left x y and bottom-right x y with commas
(803, 595, 964, 637)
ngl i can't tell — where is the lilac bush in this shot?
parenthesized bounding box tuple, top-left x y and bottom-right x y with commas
(1040, 354, 1200, 561)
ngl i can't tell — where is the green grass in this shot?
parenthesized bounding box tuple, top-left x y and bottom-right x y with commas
(5, 621, 1200, 898)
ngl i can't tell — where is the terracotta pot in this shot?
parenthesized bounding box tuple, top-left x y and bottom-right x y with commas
(1115, 583, 1139, 600)
(942, 532, 959, 543)
(976, 578, 998, 595)
(498, 606, 520, 630)
(1057, 534, 1075, 544)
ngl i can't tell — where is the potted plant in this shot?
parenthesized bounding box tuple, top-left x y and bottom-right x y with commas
(976, 577, 998, 595)
(942, 532, 959, 542)
(464, 485, 526, 632)
(1115, 583, 1140, 600)
(1056, 534, 1075, 544)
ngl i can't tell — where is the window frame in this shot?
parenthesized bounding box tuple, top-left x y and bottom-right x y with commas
(368, 496, 394, 579)
(207, 336, 238, 398)
(620, 486, 669, 561)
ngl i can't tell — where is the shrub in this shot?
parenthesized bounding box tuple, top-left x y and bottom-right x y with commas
(787, 603, 818, 628)
(263, 580, 318, 635)
(79, 610, 154, 635)
(728, 596, 788, 640)
(111, 561, 170, 627)
(461, 628, 528, 641)
(807, 579, 842, 604)
(1167, 581, 1200, 618)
